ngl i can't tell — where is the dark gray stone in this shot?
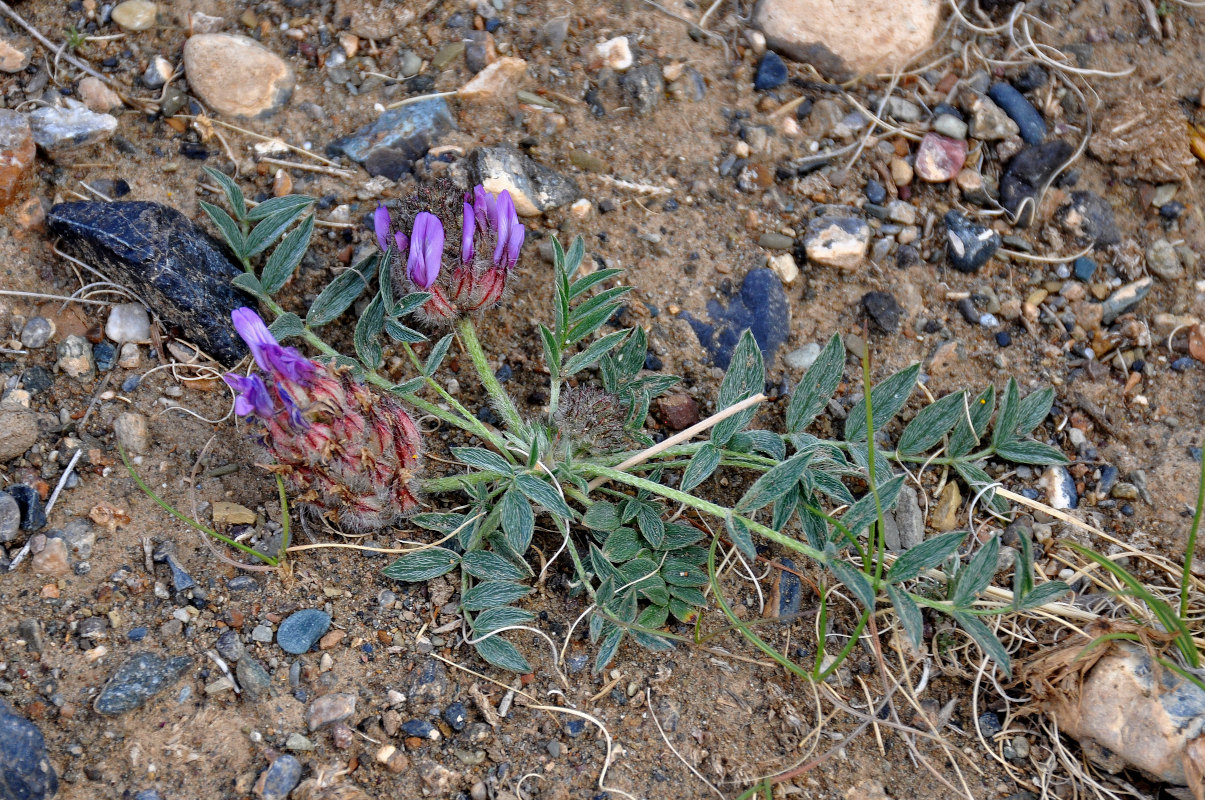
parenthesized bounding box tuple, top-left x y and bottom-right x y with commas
(0, 699, 58, 800)
(443, 702, 468, 731)
(401, 719, 439, 739)
(944, 211, 1000, 273)
(1056, 191, 1119, 247)
(215, 630, 245, 663)
(999, 141, 1073, 225)
(9, 485, 46, 532)
(861, 291, 902, 334)
(94, 651, 192, 715)
(774, 557, 801, 620)
(257, 755, 301, 800)
(754, 51, 787, 90)
(682, 267, 790, 369)
(276, 609, 331, 655)
(406, 658, 448, 705)
(327, 98, 456, 172)
(0, 492, 19, 544)
(462, 145, 580, 214)
(1101, 278, 1152, 325)
(622, 65, 664, 115)
(47, 202, 256, 367)
(987, 82, 1045, 144)
(236, 656, 271, 700)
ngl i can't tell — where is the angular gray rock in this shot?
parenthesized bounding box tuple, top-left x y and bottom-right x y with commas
(460, 145, 580, 217)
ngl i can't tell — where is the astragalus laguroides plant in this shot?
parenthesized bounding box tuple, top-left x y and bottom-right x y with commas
(201, 166, 1072, 677)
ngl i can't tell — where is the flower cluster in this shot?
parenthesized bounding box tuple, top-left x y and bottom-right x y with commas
(223, 308, 423, 531)
(374, 184, 526, 324)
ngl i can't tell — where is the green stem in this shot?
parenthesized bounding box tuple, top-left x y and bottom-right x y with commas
(456, 316, 524, 432)
(558, 515, 596, 601)
(118, 443, 277, 565)
(860, 346, 887, 585)
(579, 463, 826, 564)
(1182, 451, 1205, 619)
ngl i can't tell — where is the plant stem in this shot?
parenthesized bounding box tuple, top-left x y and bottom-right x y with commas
(579, 463, 826, 564)
(456, 316, 524, 432)
(1182, 452, 1205, 619)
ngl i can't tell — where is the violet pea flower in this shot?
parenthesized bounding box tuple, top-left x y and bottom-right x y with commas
(223, 372, 274, 418)
(230, 307, 316, 385)
(407, 212, 444, 289)
(460, 201, 476, 265)
(373, 205, 392, 252)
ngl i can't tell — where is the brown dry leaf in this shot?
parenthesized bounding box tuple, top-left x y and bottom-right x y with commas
(1190, 325, 1205, 363)
(90, 502, 131, 532)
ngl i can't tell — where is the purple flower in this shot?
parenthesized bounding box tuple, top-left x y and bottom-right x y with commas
(224, 372, 273, 418)
(407, 212, 444, 289)
(373, 205, 392, 252)
(230, 307, 316, 385)
(394, 230, 409, 255)
(460, 201, 475, 265)
(493, 191, 523, 269)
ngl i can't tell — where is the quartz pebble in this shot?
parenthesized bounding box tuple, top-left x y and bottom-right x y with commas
(804, 214, 870, 270)
(595, 36, 633, 71)
(20, 317, 54, 349)
(111, 0, 158, 31)
(106, 303, 151, 343)
(28, 101, 117, 155)
(458, 57, 527, 103)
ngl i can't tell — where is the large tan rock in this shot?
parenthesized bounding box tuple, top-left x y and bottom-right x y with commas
(183, 34, 294, 118)
(753, 0, 942, 81)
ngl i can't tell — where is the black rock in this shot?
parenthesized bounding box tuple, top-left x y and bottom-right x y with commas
(257, 755, 301, 800)
(682, 267, 789, 369)
(622, 65, 664, 115)
(754, 51, 787, 90)
(93, 651, 192, 716)
(1, 699, 58, 800)
(401, 719, 439, 739)
(1160, 201, 1185, 220)
(988, 82, 1045, 144)
(1055, 191, 1119, 247)
(774, 557, 802, 620)
(861, 291, 902, 334)
(47, 202, 256, 367)
(327, 98, 456, 174)
(999, 141, 1073, 225)
(9, 484, 46, 532)
(406, 658, 448, 705)
(443, 701, 468, 731)
(995, 331, 1012, 347)
(363, 148, 414, 181)
(1012, 64, 1048, 93)
(20, 366, 52, 395)
(944, 211, 1000, 273)
(957, 297, 981, 325)
(463, 145, 581, 214)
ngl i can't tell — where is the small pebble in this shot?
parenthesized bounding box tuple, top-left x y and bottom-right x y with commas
(995, 331, 1011, 347)
(753, 51, 787, 90)
(19, 317, 54, 349)
(276, 609, 331, 655)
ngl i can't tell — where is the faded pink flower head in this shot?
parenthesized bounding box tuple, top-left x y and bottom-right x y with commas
(224, 307, 423, 531)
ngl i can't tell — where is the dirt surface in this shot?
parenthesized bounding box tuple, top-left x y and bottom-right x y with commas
(1, 0, 1205, 798)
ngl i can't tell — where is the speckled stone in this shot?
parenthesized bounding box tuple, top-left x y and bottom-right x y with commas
(94, 651, 192, 715)
(276, 609, 331, 654)
(47, 202, 255, 366)
(0, 698, 58, 800)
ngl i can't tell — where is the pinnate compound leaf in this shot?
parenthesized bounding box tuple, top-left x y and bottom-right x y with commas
(462, 580, 531, 611)
(382, 547, 460, 582)
(474, 636, 531, 673)
(786, 333, 844, 433)
(844, 363, 921, 442)
(887, 530, 966, 584)
(897, 391, 966, 456)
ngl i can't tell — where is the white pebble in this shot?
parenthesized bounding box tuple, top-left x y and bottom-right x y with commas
(106, 303, 151, 343)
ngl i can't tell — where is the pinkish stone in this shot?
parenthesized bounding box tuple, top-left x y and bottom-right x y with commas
(0, 109, 35, 212)
(914, 133, 967, 183)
